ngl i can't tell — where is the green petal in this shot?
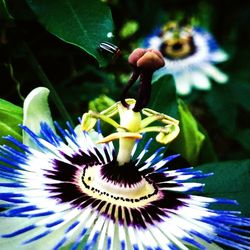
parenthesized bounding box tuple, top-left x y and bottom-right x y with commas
(23, 87, 55, 147)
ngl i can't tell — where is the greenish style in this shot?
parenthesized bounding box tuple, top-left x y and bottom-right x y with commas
(26, 0, 114, 66)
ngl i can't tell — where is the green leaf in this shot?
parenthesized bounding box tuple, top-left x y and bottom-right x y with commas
(198, 159, 250, 216)
(23, 87, 55, 148)
(26, 0, 114, 66)
(0, 98, 23, 144)
(169, 99, 206, 165)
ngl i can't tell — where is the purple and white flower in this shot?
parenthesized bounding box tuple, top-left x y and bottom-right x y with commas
(144, 23, 229, 95)
(0, 124, 249, 249)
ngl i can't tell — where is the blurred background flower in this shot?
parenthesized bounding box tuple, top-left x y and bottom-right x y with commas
(144, 22, 229, 95)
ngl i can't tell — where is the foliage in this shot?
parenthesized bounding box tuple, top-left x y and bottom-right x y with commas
(26, 0, 113, 67)
(198, 159, 250, 217)
(0, 98, 22, 145)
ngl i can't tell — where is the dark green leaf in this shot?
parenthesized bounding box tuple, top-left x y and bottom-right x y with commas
(150, 75, 178, 117)
(198, 159, 250, 216)
(0, 0, 13, 19)
(0, 98, 23, 144)
(231, 82, 250, 112)
(26, 0, 114, 66)
(196, 123, 218, 164)
(169, 99, 206, 165)
(235, 129, 250, 151)
(204, 85, 237, 134)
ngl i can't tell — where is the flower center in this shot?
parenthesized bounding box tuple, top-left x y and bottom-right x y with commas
(160, 36, 196, 59)
(79, 162, 159, 208)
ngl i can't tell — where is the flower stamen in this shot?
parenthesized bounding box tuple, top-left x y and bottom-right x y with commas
(81, 100, 179, 165)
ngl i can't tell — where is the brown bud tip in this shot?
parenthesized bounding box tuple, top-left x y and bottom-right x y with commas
(128, 48, 147, 66)
(128, 48, 165, 71)
(137, 50, 165, 70)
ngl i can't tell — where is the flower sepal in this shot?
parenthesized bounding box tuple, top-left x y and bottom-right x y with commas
(23, 87, 55, 148)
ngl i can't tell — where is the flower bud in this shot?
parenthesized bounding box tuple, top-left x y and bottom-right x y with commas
(128, 48, 165, 70)
(128, 48, 146, 66)
(137, 50, 165, 70)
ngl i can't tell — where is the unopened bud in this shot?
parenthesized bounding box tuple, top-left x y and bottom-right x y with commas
(128, 48, 147, 66)
(128, 48, 165, 70)
(137, 50, 165, 70)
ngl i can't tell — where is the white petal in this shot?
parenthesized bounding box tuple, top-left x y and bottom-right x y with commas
(146, 225, 173, 249)
(147, 36, 162, 50)
(97, 218, 109, 250)
(138, 228, 158, 248)
(209, 50, 229, 62)
(0, 217, 49, 250)
(191, 70, 211, 90)
(201, 63, 228, 83)
(174, 72, 192, 95)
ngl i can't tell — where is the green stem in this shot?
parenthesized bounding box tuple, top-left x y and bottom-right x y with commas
(23, 42, 74, 126)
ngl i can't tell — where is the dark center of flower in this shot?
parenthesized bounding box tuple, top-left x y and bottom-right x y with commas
(160, 36, 196, 60)
(172, 42, 183, 51)
(101, 160, 143, 185)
